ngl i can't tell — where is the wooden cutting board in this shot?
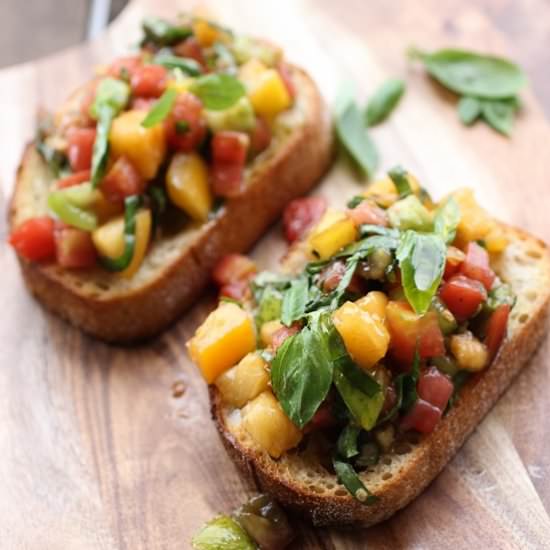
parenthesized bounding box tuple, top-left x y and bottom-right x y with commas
(1, 1, 549, 548)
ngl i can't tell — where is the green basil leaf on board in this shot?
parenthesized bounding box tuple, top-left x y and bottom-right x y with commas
(333, 458, 378, 505)
(481, 98, 516, 136)
(153, 53, 202, 76)
(434, 197, 460, 244)
(271, 326, 334, 428)
(192, 515, 256, 550)
(458, 96, 482, 125)
(337, 424, 361, 459)
(409, 47, 527, 99)
(396, 231, 447, 314)
(365, 78, 406, 126)
(388, 165, 412, 198)
(280, 276, 308, 326)
(335, 88, 379, 179)
(190, 73, 246, 110)
(142, 17, 192, 46)
(141, 88, 178, 128)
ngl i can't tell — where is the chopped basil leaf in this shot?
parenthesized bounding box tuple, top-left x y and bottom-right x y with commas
(142, 17, 192, 46)
(333, 458, 378, 505)
(365, 78, 406, 127)
(434, 197, 460, 244)
(142, 88, 178, 128)
(347, 195, 365, 209)
(280, 276, 308, 326)
(337, 424, 361, 459)
(190, 73, 246, 110)
(486, 283, 516, 312)
(458, 96, 482, 125)
(388, 165, 412, 198)
(153, 53, 202, 76)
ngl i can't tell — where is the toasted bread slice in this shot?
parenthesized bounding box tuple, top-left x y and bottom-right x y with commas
(9, 67, 332, 343)
(211, 224, 550, 527)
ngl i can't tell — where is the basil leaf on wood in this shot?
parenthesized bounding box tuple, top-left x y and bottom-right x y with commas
(458, 96, 482, 125)
(409, 47, 527, 99)
(281, 276, 308, 326)
(335, 90, 379, 179)
(388, 165, 412, 198)
(271, 326, 333, 428)
(434, 197, 460, 244)
(396, 231, 446, 314)
(142, 88, 178, 128)
(481, 98, 516, 136)
(142, 17, 192, 46)
(190, 73, 246, 110)
(333, 458, 378, 505)
(337, 424, 361, 459)
(153, 53, 202, 76)
(365, 78, 406, 126)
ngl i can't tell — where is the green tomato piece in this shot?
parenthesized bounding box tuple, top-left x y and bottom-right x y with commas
(205, 96, 256, 132)
(192, 516, 256, 550)
(388, 195, 433, 232)
(47, 190, 97, 232)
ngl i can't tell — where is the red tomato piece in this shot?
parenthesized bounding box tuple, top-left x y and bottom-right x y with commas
(443, 246, 465, 279)
(386, 301, 445, 364)
(249, 117, 272, 155)
(277, 62, 296, 99)
(9, 217, 56, 262)
(484, 304, 511, 360)
(219, 281, 250, 301)
(271, 324, 300, 352)
(173, 37, 206, 68)
(131, 64, 168, 98)
(417, 366, 454, 411)
(459, 242, 496, 290)
(400, 398, 442, 434)
(318, 260, 363, 294)
(212, 131, 250, 164)
(107, 56, 142, 80)
(164, 92, 207, 152)
(282, 196, 327, 244)
(210, 163, 245, 197)
(55, 227, 97, 268)
(212, 254, 257, 287)
(131, 97, 157, 111)
(101, 156, 145, 203)
(56, 170, 91, 189)
(439, 275, 487, 321)
(303, 401, 337, 434)
(67, 127, 96, 172)
(347, 201, 388, 227)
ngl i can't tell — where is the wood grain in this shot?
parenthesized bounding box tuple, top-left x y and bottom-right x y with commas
(1, 1, 549, 548)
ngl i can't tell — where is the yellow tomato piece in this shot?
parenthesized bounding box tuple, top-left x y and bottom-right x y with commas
(450, 332, 489, 372)
(109, 110, 166, 180)
(187, 302, 256, 384)
(215, 353, 269, 408)
(260, 320, 283, 347)
(166, 153, 212, 222)
(355, 291, 388, 323)
(309, 217, 357, 260)
(93, 191, 124, 224)
(166, 78, 194, 94)
(363, 173, 421, 208)
(247, 69, 291, 119)
(484, 223, 509, 254)
(242, 391, 302, 458)
(193, 19, 220, 47)
(239, 59, 268, 89)
(450, 188, 493, 245)
(92, 209, 152, 278)
(332, 301, 390, 370)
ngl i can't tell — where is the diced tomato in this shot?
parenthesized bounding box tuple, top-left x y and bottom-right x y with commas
(55, 226, 97, 268)
(9, 217, 56, 262)
(400, 398, 442, 434)
(318, 260, 363, 294)
(107, 55, 142, 80)
(271, 324, 300, 352)
(459, 242, 495, 291)
(219, 281, 250, 301)
(417, 366, 453, 411)
(101, 156, 145, 203)
(439, 275, 487, 321)
(212, 131, 250, 164)
(249, 117, 272, 155)
(164, 92, 207, 152)
(210, 163, 245, 197)
(303, 401, 337, 434)
(277, 62, 296, 99)
(173, 37, 206, 68)
(444, 246, 465, 279)
(282, 196, 327, 244)
(484, 304, 510, 360)
(212, 254, 257, 287)
(130, 64, 168, 98)
(386, 301, 445, 365)
(56, 170, 91, 189)
(346, 201, 388, 227)
(67, 127, 96, 172)
(131, 97, 156, 111)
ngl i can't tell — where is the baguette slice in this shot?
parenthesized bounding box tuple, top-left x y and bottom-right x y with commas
(9, 67, 332, 343)
(211, 224, 550, 527)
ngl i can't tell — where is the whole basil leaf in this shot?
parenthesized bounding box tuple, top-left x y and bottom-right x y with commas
(142, 17, 192, 46)
(365, 78, 406, 126)
(388, 165, 412, 198)
(409, 47, 527, 99)
(142, 88, 178, 128)
(271, 326, 333, 428)
(397, 231, 446, 314)
(337, 424, 361, 459)
(190, 74, 246, 110)
(458, 96, 482, 125)
(434, 197, 460, 244)
(335, 89, 379, 179)
(333, 458, 378, 504)
(481, 98, 516, 136)
(281, 276, 308, 326)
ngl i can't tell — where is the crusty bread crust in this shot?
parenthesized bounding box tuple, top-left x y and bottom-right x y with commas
(9, 67, 333, 343)
(211, 225, 550, 527)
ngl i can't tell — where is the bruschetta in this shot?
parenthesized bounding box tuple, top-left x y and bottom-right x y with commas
(188, 168, 550, 526)
(8, 15, 332, 342)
